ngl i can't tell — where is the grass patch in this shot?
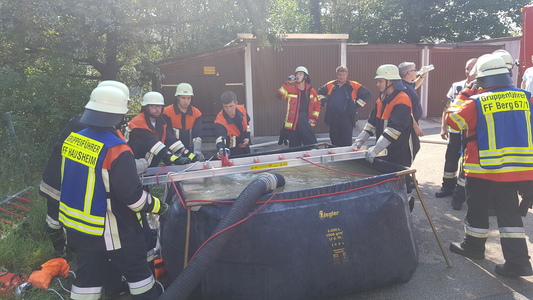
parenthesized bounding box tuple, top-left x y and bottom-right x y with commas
(0, 182, 169, 299)
(0, 187, 71, 300)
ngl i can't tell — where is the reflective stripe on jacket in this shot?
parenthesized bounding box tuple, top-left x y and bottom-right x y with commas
(277, 82, 320, 130)
(60, 128, 150, 251)
(365, 90, 415, 167)
(60, 130, 124, 238)
(369, 90, 413, 141)
(472, 87, 533, 169)
(447, 85, 533, 181)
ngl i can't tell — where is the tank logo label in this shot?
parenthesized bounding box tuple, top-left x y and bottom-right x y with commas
(249, 161, 288, 170)
(319, 210, 339, 219)
(325, 227, 348, 264)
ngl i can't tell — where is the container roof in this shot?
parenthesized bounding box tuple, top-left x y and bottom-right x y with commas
(237, 33, 349, 41)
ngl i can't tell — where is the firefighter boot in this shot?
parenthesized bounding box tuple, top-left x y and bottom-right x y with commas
(450, 236, 486, 260)
(451, 185, 466, 210)
(495, 262, 533, 278)
(435, 177, 456, 198)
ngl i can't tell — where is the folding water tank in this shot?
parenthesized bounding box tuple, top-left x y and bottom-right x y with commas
(160, 158, 418, 300)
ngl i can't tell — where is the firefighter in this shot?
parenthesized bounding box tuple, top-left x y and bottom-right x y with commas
(317, 66, 370, 147)
(60, 86, 167, 299)
(447, 53, 533, 278)
(214, 90, 251, 158)
(128, 91, 197, 167)
(352, 64, 415, 167)
(435, 58, 477, 210)
(40, 80, 148, 298)
(493, 49, 533, 216)
(162, 83, 204, 161)
(40, 80, 147, 258)
(276, 66, 321, 147)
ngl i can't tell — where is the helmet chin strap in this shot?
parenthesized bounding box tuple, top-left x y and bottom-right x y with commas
(380, 80, 394, 98)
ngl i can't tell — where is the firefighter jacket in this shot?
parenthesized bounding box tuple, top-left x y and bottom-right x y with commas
(446, 80, 472, 134)
(128, 112, 183, 167)
(59, 127, 160, 251)
(363, 90, 415, 167)
(277, 81, 320, 130)
(40, 115, 86, 230)
(41, 117, 130, 232)
(214, 105, 251, 150)
(317, 80, 371, 125)
(447, 85, 533, 182)
(162, 104, 203, 150)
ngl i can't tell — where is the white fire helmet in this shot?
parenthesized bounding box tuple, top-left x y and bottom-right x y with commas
(80, 86, 129, 127)
(142, 91, 165, 106)
(375, 64, 402, 80)
(175, 83, 194, 97)
(97, 80, 130, 100)
(476, 54, 509, 78)
(492, 49, 514, 71)
(294, 66, 309, 76)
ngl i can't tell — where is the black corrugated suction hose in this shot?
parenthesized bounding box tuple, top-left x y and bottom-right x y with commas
(159, 173, 285, 300)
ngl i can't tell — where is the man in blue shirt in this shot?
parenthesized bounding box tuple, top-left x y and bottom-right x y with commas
(317, 66, 371, 147)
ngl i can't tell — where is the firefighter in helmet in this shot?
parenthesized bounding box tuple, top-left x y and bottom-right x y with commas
(353, 64, 415, 167)
(41, 80, 147, 258)
(276, 66, 321, 147)
(447, 53, 533, 278)
(60, 86, 167, 299)
(128, 91, 197, 167)
(162, 83, 205, 160)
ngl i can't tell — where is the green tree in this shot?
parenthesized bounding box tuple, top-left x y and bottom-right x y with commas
(0, 0, 529, 190)
(277, 0, 528, 43)
(0, 0, 276, 189)
(266, 0, 311, 34)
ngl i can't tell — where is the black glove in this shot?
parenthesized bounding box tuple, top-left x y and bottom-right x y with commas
(173, 155, 191, 165)
(183, 150, 199, 163)
(148, 195, 169, 215)
(158, 203, 169, 216)
(162, 152, 191, 165)
(278, 127, 289, 146)
(162, 151, 177, 166)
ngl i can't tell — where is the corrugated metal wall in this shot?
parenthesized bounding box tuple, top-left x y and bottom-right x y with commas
(346, 44, 502, 119)
(250, 41, 341, 136)
(158, 46, 246, 118)
(158, 39, 511, 138)
(347, 44, 420, 120)
(427, 46, 501, 117)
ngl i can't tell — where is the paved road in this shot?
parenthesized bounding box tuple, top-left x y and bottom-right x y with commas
(247, 117, 533, 300)
(335, 118, 533, 300)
